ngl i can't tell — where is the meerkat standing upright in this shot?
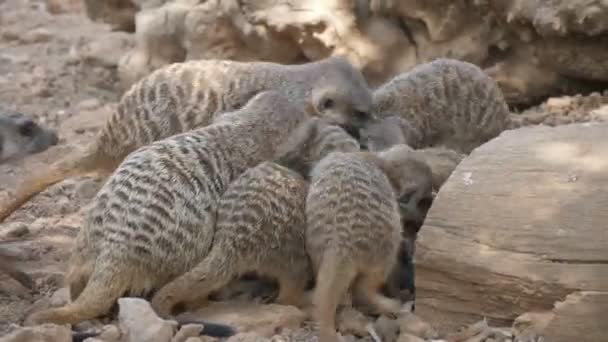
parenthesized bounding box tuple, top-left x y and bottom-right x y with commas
(0, 56, 373, 222)
(371, 58, 510, 154)
(305, 144, 433, 342)
(23, 90, 319, 327)
(151, 122, 360, 316)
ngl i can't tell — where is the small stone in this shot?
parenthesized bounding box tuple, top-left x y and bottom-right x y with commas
(0, 323, 71, 342)
(337, 307, 371, 337)
(172, 324, 204, 342)
(398, 313, 438, 340)
(545, 97, 572, 109)
(225, 332, 270, 342)
(97, 324, 121, 342)
(396, 332, 426, 342)
(77, 98, 102, 111)
(374, 315, 399, 342)
(50, 287, 70, 307)
(20, 28, 53, 44)
(118, 297, 178, 342)
(183, 338, 203, 342)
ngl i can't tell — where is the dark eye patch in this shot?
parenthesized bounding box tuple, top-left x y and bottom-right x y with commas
(19, 120, 36, 137)
(417, 196, 433, 212)
(353, 110, 369, 121)
(399, 190, 416, 204)
(320, 98, 334, 111)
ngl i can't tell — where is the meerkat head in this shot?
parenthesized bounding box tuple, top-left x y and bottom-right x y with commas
(0, 110, 59, 164)
(359, 115, 422, 151)
(376, 144, 434, 238)
(234, 90, 318, 160)
(308, 56, 374, 140)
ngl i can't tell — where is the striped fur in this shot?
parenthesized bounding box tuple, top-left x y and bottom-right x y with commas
(151, 123, 360, 315)
(23, 90, 315, 327)
(151, 162, 311, 315)
(305, 145, 432, 342)
(0, 56, 372, 223)
(371, 58, 510, 154)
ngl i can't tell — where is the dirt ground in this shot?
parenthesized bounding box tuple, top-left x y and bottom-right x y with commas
(0, 0, 607, 338)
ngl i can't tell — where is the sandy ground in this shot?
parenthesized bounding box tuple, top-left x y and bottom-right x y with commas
(0, 0, 607, 338)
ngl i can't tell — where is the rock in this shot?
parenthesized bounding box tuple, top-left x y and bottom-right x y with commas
(19, 28, 53, 44)
(118, 297, 178, 342)
(177, 302, 305, 337)
(396, 333, 426, 342)
(0, 324, 71, 342)
(77, 98, 102, 111)
(225, 332, 269, 342)
(336, 307, 372, 337)
(546, 96, 573, 109)
(171, 324, 204, 342)
(374, 315, 399, 342)
(80, 32, 135, 68)
(590, 105, 608, 122)
(97, 324, 122, 342)
(183, 338, 203, 342)
(398, 313, 438, 340)
(49, 288, 70, 307)
(415, 122, 608, 340)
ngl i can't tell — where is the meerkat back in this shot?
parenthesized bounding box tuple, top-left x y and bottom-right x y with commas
(23, 90, 315, 327)
(151, 122, 361, 315)
(306, 151, 403, 342)
(151, 161, 312, 316)
(372, 58, 510, 153)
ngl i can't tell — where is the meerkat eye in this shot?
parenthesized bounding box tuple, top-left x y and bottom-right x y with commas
(353, 110, 369, 120)
(399, 190, 416, 204)
(19, 120, 36, 137)
(417, 196, 433, 212)
(320, 98, 334, 111)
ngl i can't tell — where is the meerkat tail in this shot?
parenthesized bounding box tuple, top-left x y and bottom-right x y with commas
(313, 251, 358, 342)
(0, 146, 113, 223)
(24, 264, 129, 326)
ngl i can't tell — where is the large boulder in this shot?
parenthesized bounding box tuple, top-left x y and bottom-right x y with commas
(415, 121, 608, 341)
(91, 0, 608, 106)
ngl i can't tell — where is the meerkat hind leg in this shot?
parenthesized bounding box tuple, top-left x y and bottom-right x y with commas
(353, 267, 402, 317)
(151, 253, 235, 317)
(24, 263, 129, 326)
(313, 252, 358, 342)
(273, 271, 308, 308)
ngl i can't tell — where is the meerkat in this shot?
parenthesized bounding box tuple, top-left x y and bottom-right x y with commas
(0, 55, 373, 223)
(151, 121, 361, 316)
(0, 110, 58, 164)
(359, 115, 466, 191)
(305, 144, 433, 342)
(23, 90, 318, 328)
(372, 58, 510, 154)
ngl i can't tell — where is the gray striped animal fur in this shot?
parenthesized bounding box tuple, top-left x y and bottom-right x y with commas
(0, 56, 372, 222)
(305, 144, 432, 342)
(23, 90, 317, 326)
(151, 122, 360, 316)
(369, 58, 510, 154)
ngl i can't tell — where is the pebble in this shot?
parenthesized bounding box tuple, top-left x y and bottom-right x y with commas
(19, 28, 53, 44)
